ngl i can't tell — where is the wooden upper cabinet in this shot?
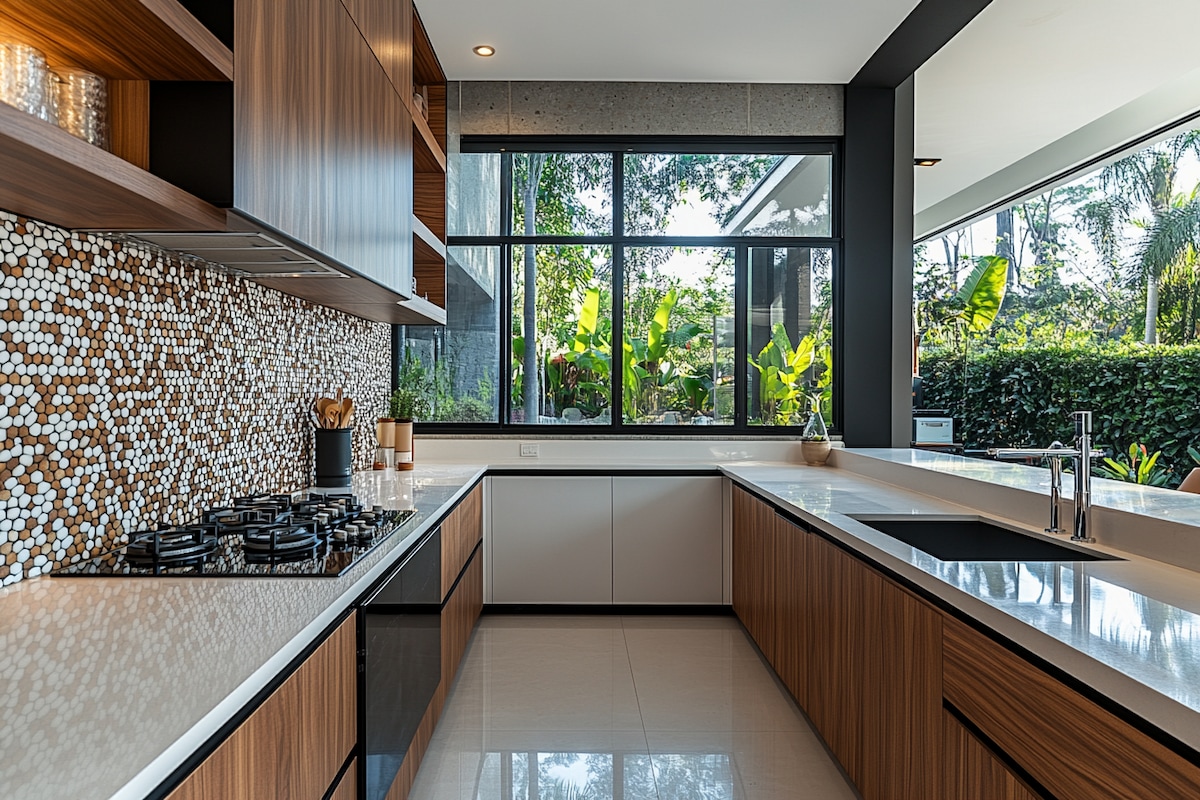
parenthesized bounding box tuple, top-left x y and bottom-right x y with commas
(341, 0, 413, 100)
(943, 615, 1200, 800)
(233, 0, 413, 294)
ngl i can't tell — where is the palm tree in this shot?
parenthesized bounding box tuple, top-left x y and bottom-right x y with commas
(1139, 190, 1200, 341)
(1076, 132, 1200, 343)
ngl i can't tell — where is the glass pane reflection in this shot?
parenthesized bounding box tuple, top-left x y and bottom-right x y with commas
(474, 752, 733, 800)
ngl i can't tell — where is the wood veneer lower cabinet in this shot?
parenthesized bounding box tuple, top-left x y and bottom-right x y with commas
(942, 710, 1039, 800)
(731, 487, 941, 800)
(441, 484, 483, 598)
(943, 616, 1200, 799)
(731, 486, 777, 660)
(166, 615, 356, 800)
(771, 516, 807, 706)
(443, 547, 484, 691)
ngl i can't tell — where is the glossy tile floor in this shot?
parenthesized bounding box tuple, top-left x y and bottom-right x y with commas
(411, 616, 858, 800)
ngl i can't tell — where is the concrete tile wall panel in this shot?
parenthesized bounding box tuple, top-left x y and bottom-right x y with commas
(749, 84, 844, 136)
(508, 81, 624, 135)
(611, 82, 750, 136)
(459, 80, 510, 135)
(461, 81, 844, 138)
(0, 211, 391, 587)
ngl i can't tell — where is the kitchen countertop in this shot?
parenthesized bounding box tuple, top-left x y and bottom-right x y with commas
(4, 453, 1200, 800)
(0, 465, 485, 800)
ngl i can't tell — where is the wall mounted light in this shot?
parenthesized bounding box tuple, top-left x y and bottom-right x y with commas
(473, 45, 496, 57)
(914, 158, 942, 167)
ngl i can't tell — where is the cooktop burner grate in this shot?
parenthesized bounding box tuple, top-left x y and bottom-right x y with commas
(53, 496, 416, 578)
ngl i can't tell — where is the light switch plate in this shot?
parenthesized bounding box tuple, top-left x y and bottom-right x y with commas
(520, 442, 539, 458)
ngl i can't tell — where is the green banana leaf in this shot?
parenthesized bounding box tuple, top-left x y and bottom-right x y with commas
(954, 255, 1009, 333)
(647, 288, 678, 363)
(573, 287, 601, 353)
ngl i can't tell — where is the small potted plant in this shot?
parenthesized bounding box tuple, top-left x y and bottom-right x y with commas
(799, 395, 831, 466)
(390, 351, 433, 470)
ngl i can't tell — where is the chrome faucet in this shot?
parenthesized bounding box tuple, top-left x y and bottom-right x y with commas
(987, 411, 1097, 543)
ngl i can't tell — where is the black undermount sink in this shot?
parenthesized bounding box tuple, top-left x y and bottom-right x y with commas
(851, 517, 1122, 562)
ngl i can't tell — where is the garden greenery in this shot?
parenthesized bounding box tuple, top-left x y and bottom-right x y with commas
(920, 344, 1200, 487)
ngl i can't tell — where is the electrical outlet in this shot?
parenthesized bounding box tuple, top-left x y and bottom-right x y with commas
(520, 442, 539, 458)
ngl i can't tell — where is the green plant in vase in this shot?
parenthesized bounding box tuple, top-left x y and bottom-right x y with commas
(799, 393, 832, 466)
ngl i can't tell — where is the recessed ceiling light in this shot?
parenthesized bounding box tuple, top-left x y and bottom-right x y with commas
(473, 45, 496, 57)
(914, 158, 941, 167)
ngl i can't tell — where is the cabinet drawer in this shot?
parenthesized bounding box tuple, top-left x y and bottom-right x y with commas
(441, 483, 483, 598)
(943, 616, 1200, 799)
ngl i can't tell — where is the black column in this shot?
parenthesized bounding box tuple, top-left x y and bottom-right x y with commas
(840, 78, 914, 446)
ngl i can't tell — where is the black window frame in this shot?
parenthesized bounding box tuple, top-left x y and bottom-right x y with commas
(398, 135, 844, 435)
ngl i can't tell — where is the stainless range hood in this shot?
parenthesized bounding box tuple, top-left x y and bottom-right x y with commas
(122, 212, 446, 326)
(127, 230, 343, 278)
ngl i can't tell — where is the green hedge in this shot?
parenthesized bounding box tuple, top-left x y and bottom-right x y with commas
(920, 346, 1200, 486)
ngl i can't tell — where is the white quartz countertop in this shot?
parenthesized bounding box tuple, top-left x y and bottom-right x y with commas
(720, 463, 1200, 755)
(0, 465, 485, 800)
(4, 452, 1200, 800)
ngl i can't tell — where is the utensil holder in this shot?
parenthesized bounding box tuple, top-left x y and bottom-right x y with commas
(314, 427, 353, 487)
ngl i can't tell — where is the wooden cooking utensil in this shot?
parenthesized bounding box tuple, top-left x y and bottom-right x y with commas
(340, 397, 354, 427)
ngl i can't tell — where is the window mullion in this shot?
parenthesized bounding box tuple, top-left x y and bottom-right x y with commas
(612, 150, 625, 432)
(734, 245, 748, 428)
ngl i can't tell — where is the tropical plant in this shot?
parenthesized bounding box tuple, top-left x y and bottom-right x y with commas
(1095, 443, 1173, 487)
(747, 323, 817, 425)
(622, 288, 705, 420)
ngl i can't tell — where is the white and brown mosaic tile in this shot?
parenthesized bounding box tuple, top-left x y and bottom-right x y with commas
(0, 210, 391, 586)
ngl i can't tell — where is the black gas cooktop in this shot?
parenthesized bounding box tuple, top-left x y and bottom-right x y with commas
(54, 493, 416, 578)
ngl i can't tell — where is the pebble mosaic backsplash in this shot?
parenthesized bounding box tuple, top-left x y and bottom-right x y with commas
(0, 210, 391, 586)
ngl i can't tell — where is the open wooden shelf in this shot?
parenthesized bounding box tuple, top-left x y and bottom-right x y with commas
(412, 7, 445, 88)
(0, 101, 226, 231)
(397, 294, 447, 325)
(413, 214, 445, 260)
(0, 0, 232, 81)
(413, 111, 446, 174)
(413, 214, 446, 309)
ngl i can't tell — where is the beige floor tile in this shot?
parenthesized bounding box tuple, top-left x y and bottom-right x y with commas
(621, 617, 763, 664)
(412, 616, 855, 800)
(644, 730, 858, 800)
(628, 653, 807, 732)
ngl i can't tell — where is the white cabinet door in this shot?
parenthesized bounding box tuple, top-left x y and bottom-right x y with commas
(489, 476, 614, 604)
(612, 476, 723, 604)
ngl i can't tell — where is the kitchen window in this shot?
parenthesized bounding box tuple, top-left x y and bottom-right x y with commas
(396, 137, 841, 432)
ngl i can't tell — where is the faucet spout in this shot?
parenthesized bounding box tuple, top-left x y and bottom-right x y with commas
(989, 442, 1075, 535)
(1072, 411, 1094, 543)
(987, 411, 1098, 542)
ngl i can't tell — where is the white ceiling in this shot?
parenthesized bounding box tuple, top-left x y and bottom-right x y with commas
(418, 0, 921, 83)
(914, 0, 1200, 237)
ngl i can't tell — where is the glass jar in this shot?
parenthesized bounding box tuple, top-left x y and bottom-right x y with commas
(0, 42, 49, 116)
(55, 67, 108, 149)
